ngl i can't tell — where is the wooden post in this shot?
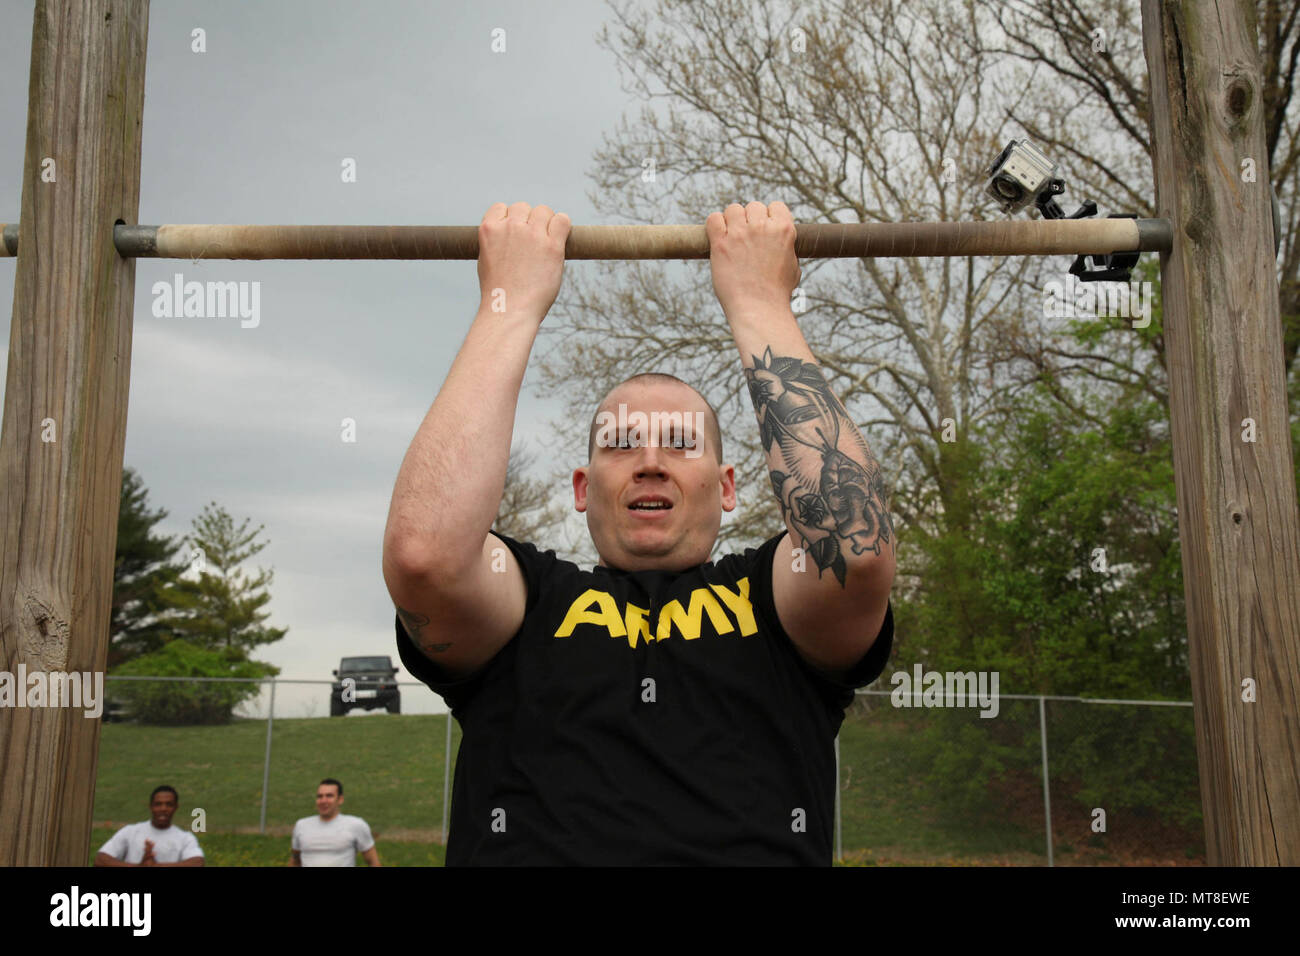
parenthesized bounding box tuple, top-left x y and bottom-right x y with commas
(1142, 1, 1300, 864)
(0, 0, 149, 865)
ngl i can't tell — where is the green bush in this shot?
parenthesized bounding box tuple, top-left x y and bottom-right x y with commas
(905, 697, 1201, 835)
(908, 700, 1038, 822)
(110, 640, 273, 725)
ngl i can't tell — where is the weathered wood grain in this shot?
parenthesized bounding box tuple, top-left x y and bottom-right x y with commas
(0, 0, 149, 865)
(1142, 0, 1300, 864)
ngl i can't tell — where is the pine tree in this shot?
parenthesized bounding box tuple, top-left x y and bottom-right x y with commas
(167, 502, 288, 660)
(111, 500, 283, 724)
(109, 467, 188, 669)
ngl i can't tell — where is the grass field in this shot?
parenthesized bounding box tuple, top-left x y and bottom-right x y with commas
(90, 705, 1200, 866)
(93, 713, 461, 834)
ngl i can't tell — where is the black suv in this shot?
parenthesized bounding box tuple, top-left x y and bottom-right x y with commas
(330, 656, 401, 716)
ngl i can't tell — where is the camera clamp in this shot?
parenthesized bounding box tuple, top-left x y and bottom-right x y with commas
(986, 139, 1139, 283)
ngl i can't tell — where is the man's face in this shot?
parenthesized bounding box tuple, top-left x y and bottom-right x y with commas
(574, 381, 736, 571)
(148, 791, 177, 828)
(315, 785, 342, 819)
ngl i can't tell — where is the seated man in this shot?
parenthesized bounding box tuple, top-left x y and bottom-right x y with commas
(94, 785, 204, 867)
(290, 778, 380, 867)
(383, 200, 895, 865)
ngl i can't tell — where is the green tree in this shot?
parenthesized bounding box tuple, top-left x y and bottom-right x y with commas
(109, 502, 285, 724)
(166, 502, 288, 659)
(906, 383, 1187, 699)
(110, 467, 189, 670)
(901, 333, 1200, 836)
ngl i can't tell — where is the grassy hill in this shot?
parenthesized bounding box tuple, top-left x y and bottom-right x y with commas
(94, 713, 460, 834)
(90, 706, 1199, 866)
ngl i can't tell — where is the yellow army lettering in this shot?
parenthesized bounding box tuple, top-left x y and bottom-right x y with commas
(554, 579, 759, 648)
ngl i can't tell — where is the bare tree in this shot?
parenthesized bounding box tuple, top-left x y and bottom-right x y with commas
(493, 443, 572, 548)
(536, 0, 1296, 602)
(538, 0, 1067, 577)
(976, 0, 1300, 390)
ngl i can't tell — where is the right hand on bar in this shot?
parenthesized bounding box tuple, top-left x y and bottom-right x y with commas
(476, 201, 571, 321)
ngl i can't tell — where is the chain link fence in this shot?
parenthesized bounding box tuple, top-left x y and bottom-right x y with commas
(92, 676, 1203, 864)
(835, 690, 1203, 865)
(94, 676, 457, 843)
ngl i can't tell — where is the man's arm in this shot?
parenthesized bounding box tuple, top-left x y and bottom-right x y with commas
(92, 828, 133, 867)
(382, 202, 570, 679)
(290, 849, 302, 867)
(93, 852, 134, 867)
(707, 202, 896, 677)
(355, 820, 380, 866)
(144, 833, 205, 867)
(131, 838, 201, 868)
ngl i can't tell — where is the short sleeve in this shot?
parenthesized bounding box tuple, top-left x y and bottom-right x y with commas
(742, 531, 895, 713)
(291, 821, 302, 851)
(98, 825, 129, 859)
(353, 818, 375, 853)
(394, 531, 559, 715)
(182, 831, 204, 859)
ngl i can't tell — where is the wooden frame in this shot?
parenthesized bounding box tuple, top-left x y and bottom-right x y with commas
(0, 0, 1295, 865)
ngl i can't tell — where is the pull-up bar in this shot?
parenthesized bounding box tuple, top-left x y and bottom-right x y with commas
(0, 218, 1172, 260)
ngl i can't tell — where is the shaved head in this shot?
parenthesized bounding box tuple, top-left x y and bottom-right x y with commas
(575, 372, 736, 572)
(587, 373, 723, 463)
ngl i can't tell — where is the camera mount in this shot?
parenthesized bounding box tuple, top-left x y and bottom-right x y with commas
(987, 139, 1140, 283)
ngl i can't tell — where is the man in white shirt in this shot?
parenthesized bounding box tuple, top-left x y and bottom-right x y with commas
(94, 785, 205, 867)
(290, 778, 381, 867)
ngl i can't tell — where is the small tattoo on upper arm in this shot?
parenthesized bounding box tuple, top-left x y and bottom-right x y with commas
(397, 606, 429, 638)
(395, 606, 452, 658)
(397, 606, 451, 654)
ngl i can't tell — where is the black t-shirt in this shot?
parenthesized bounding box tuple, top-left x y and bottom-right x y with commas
(394, 530, 894, 865)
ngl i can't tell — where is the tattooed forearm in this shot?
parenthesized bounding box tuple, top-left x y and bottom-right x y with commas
(745, 347, 894, 586)
(396, 606, 453, 654)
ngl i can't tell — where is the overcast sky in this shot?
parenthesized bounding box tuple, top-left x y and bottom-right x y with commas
(0, 0, 661, 717)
